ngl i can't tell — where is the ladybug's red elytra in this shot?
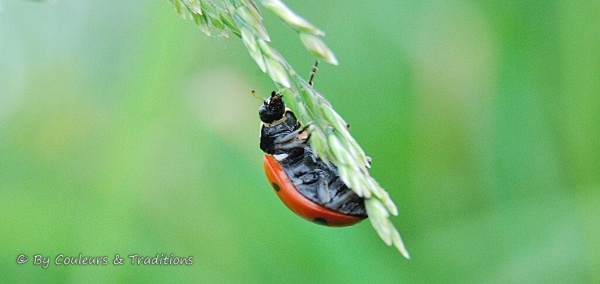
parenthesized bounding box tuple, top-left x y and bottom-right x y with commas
(257, 62, 367, 227)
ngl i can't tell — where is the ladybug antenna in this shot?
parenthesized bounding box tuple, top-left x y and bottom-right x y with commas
(308, 60, 319, 86)
(252, 90, 266, 103)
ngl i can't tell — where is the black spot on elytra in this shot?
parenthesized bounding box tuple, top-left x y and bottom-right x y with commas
(271, 182, 280, 191)
(313, 217, 328, 226)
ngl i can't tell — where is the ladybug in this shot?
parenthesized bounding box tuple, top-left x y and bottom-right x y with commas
(257, 64, 367, 227)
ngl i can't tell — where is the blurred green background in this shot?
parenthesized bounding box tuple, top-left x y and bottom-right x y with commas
(1, 0, 598, 283)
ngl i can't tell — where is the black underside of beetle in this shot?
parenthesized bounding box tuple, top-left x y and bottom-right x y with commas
(261, 110, 366, 217)
(279, 145, 367, 217)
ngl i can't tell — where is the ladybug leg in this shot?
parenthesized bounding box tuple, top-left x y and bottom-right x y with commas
(275, 125, 308, 144)
(314, 170, 332, 204)
(322, 176, 361, 210)
(294, 169, 335, 206)
(272, 140, 305, 152)
(271, 124, 312, 151)
(327, 190, 358, 209)
(293, 171, 318, 187)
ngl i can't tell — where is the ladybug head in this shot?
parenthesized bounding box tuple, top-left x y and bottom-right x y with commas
(259, 91, 285, 123)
